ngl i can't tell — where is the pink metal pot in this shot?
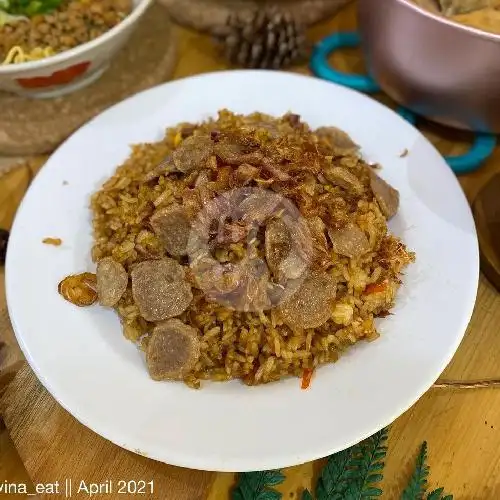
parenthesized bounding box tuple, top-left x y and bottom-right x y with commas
(358, 0, 500, 133)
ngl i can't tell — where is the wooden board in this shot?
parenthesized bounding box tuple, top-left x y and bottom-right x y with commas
(1, 367, 214, 500)
(2, 4, 500, 499)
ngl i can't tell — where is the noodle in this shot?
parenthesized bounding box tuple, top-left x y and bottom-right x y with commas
(2, 45, 54, 64)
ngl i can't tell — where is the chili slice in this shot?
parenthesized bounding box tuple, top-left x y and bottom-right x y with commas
(301, 368, 314, 390)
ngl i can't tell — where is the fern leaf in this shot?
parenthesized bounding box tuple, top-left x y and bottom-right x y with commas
(232, 470, 284, 500)
(262, 471, 286, 487)
(401, 442, 430, 500)
(347, 427, 388, 499)
(362, 487, 383, 497)
(315, 447, 357, 499)
(426, 489, 453, 500)
(302, 489, 314, 500)
(316, 427, 388, 500)
(257, 491, 281, 500)
(426, 488, 444, 500)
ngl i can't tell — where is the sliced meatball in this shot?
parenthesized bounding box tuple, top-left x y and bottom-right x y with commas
(307, 216, 328, 253)
(216, 220, 249, 245)
(172, 134, 213, 173)
(315, 126, 359, 152)
(278, 271, 337, 330)
(261, 159, 291, 182)
(96, 257, 128, 307)
(238, 190, 282, 224)
(214, 142, 264, 166)
(265, 217, 309, 281)
(131, 259, 192, 322)
(306, 216, 330, 267)
(267, 281, 287, 306)
(245, 121, 280, 137)
(143, 155, 175, 182)
(132, 257, 187, 284)
(324, 166, 364, 195)
(369, 172, 400, 219)
(328, 224, 370, 259)
(150, 204, 192, 257)
(194, 169, 211, 188)
(146, 319, 200, 380)
(235, 164, 260, 185)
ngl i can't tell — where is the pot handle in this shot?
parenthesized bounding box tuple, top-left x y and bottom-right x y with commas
(310, 32, 380, 93)
(398, 109, 497, 175)
(310, 32, 496, 174)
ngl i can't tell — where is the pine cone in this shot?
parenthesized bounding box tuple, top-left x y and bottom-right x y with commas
(214, 8, 308, 70)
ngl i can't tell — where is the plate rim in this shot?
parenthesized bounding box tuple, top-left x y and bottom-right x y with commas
(5, 70, 480, 471)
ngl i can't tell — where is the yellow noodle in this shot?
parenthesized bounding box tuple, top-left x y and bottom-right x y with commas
(2, 45, 55, 65)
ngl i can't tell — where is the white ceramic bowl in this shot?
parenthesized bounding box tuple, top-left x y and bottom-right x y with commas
(0, 0, 153, 98)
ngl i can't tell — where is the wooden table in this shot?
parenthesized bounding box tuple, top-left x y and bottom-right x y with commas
(1, 4, 500, 499)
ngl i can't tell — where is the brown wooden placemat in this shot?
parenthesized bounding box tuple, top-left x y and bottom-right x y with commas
(0, 155, 47, 180)
(473, 173, 500, 292)
(160, 0, 352, 33)
(0, 303, 214, 500)
(0, 2, 177, 157)
(0, 307, 23, 395)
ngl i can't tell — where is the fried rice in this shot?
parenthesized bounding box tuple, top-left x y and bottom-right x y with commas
(77, 110, 415, 389)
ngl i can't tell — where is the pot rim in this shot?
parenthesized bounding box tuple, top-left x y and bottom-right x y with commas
(396, 0, 500, 43)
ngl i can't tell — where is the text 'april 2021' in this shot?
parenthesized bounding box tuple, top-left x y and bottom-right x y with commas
(0, 479, 155, 497)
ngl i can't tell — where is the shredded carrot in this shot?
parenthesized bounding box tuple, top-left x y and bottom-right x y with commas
(301, 368, 314, 390)
(364, 280, 388, 295)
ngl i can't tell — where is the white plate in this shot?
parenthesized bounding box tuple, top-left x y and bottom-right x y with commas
(6, 71, 479, 472)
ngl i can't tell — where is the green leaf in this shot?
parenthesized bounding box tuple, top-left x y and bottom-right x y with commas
(257, 491, 281, 500)
(426, 488, 444, 500)
(302, 490, 314, 500)
(426, 489, 453, 500)
(362, 487, 383, 496)
(6, 0, 62, 16)
(348, 427, 389, 499)
(315, 447, 357, 499)
(232, 470, 284, 500)
(366, 474, 383, 483)
(401, 442, 430, 500)
(262, 471, 285, 487)
(315, 427, 388, 500)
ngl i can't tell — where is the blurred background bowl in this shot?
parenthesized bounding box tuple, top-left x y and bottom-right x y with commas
(0, 0, 153, 99)
(358, 0, 500, 133)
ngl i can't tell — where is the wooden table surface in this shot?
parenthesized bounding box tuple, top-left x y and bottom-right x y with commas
(2, 3, 500, 499)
